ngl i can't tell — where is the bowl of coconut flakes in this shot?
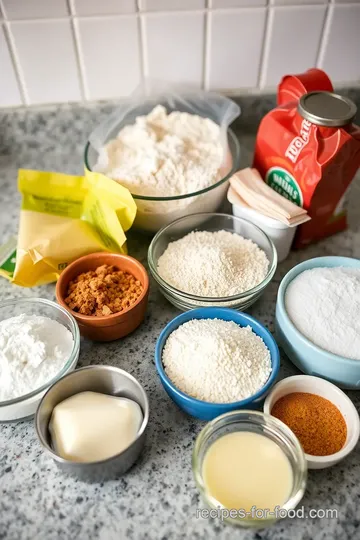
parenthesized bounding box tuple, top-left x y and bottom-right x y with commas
(155, 307, 280, 420)
(84, 92, 240, 233)
(148, 212, 277, 311)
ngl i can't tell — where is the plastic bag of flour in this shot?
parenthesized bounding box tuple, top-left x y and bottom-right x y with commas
(87, 81, 240, 160)
(85, 81, 240, 232)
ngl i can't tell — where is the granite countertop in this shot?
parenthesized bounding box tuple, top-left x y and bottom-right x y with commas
(1, 105, 360, 540)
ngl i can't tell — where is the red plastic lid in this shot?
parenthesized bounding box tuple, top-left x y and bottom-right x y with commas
(277, 68, 334, 105)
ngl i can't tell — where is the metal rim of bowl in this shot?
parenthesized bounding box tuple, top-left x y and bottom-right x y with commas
(263, 375, 360, 465)
(148, 212, 278, 303)
(191, 410, 307, 525)
(278, 256, 360, 365)
(35, 365, 149, 466)
(84, 128, 241, 202)
(155, 307, 280, 409)
(0, 298, 80, 408)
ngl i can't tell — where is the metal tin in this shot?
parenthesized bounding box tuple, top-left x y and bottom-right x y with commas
(35, 365, 149, 483)
(278, 68, 333, 106)
(298, 91, 357, 127)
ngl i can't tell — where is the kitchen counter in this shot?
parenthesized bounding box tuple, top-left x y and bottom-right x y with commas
(1, 105, 360, 540)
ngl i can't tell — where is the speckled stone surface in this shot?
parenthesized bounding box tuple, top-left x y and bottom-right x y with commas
(1, 102, 360, 540)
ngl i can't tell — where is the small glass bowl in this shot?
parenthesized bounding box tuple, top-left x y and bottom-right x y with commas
(192, 410, 307, 528)
(0, 298, 80, 422)
(148, 213, 277, 311)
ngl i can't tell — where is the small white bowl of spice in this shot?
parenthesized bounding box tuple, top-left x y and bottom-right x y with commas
(0, 297, 80, 422)
(264, 375, 360, 469)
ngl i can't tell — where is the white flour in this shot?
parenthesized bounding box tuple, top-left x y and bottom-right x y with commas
(285, 267, 360, 359)
(94, 105, 224, 198)
(157, 230, 269, 297)
(0, 314, 74, 401)
(162, 319, 272, 403)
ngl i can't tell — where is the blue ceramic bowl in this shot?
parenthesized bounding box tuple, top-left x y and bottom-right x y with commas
(155, 307, 280, 421)
(276, 256, 360, 390)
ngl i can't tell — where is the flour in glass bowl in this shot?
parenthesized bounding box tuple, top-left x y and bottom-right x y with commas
(0, 314, 74, 401)
(94, 105, 225, 199)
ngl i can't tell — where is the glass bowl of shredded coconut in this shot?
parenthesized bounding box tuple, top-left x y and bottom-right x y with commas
(0, 298, 80, 422)
(148, 213, 277, 311)
(84, 95, 241, 233)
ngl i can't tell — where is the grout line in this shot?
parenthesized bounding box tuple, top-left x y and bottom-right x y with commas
(0, 6, 274, 23)
(258, 5, 272, 89)
(2, 20, 29, 105)
(0, 0, 7, 20)
(137, 2, 146, 86)
(139, 14, 149, 84)
(67, 0, 75, 16)
(68, 0, 88, 100)
(316, 2, 332, 68)
(202, 7, 211, 90)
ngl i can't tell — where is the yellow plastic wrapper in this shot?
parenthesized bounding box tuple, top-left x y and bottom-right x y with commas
(10, 169, 137, 287)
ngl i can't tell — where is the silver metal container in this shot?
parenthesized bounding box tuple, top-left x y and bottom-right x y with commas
(35, 365, 149, 482)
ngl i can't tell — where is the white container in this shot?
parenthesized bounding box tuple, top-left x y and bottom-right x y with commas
(231, 203, 296, 262)
(263, 375, 360, 469)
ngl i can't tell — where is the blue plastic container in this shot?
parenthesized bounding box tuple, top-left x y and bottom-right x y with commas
(155, 307, 280, 421)
(276, 256, 360, 390)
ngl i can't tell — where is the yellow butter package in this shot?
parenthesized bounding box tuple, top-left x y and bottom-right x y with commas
(11, 169, 137, 287)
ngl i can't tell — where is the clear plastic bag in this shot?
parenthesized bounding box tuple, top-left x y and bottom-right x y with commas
(85, 82, 241, 232)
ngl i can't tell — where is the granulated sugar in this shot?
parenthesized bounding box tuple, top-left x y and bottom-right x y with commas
(157, 230, 269, 297)
(285, 267, 360, 359)
(162, 318, 271, 403)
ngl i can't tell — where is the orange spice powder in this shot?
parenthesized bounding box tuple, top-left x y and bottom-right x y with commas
(271, 392, 347, 456)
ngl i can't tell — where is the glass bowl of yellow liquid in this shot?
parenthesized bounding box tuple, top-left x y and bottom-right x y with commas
(192, 410, 307, 528)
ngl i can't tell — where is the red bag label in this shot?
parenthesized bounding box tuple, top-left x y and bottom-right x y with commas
(253, 73, 360, 248)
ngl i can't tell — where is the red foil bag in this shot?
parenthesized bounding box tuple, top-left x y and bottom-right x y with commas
(253, 69, 360, 248)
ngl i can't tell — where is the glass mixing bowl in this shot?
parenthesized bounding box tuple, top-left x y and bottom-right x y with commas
(85, 117, 240, 234)
(0, 298, 80, 422)
(148, 213, 277, 311)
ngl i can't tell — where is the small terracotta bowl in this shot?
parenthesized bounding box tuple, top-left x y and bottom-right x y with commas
(56, 252, 149, 342)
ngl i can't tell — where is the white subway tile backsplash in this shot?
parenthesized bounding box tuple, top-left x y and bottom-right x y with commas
(208, 9, 266, 90)
(261, 6, 326, 87)
(1, 0, 359, 108)
(139, 0, 205, 10)
(320, 5, 360, 82)
(210, 0, 266, 7)
(0, 26, 22, 106)
(77, 17, 141, 100)
(10, 20, 82, 104)
(2, 0, 68, 19)
(73, 0, 136, 16)
(143, 12, 204, 87)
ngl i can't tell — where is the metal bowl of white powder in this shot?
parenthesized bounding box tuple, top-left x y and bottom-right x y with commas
(148, 213, 277, 311)
(276, 256, 360, 389)
(0, 298, 80, 422)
